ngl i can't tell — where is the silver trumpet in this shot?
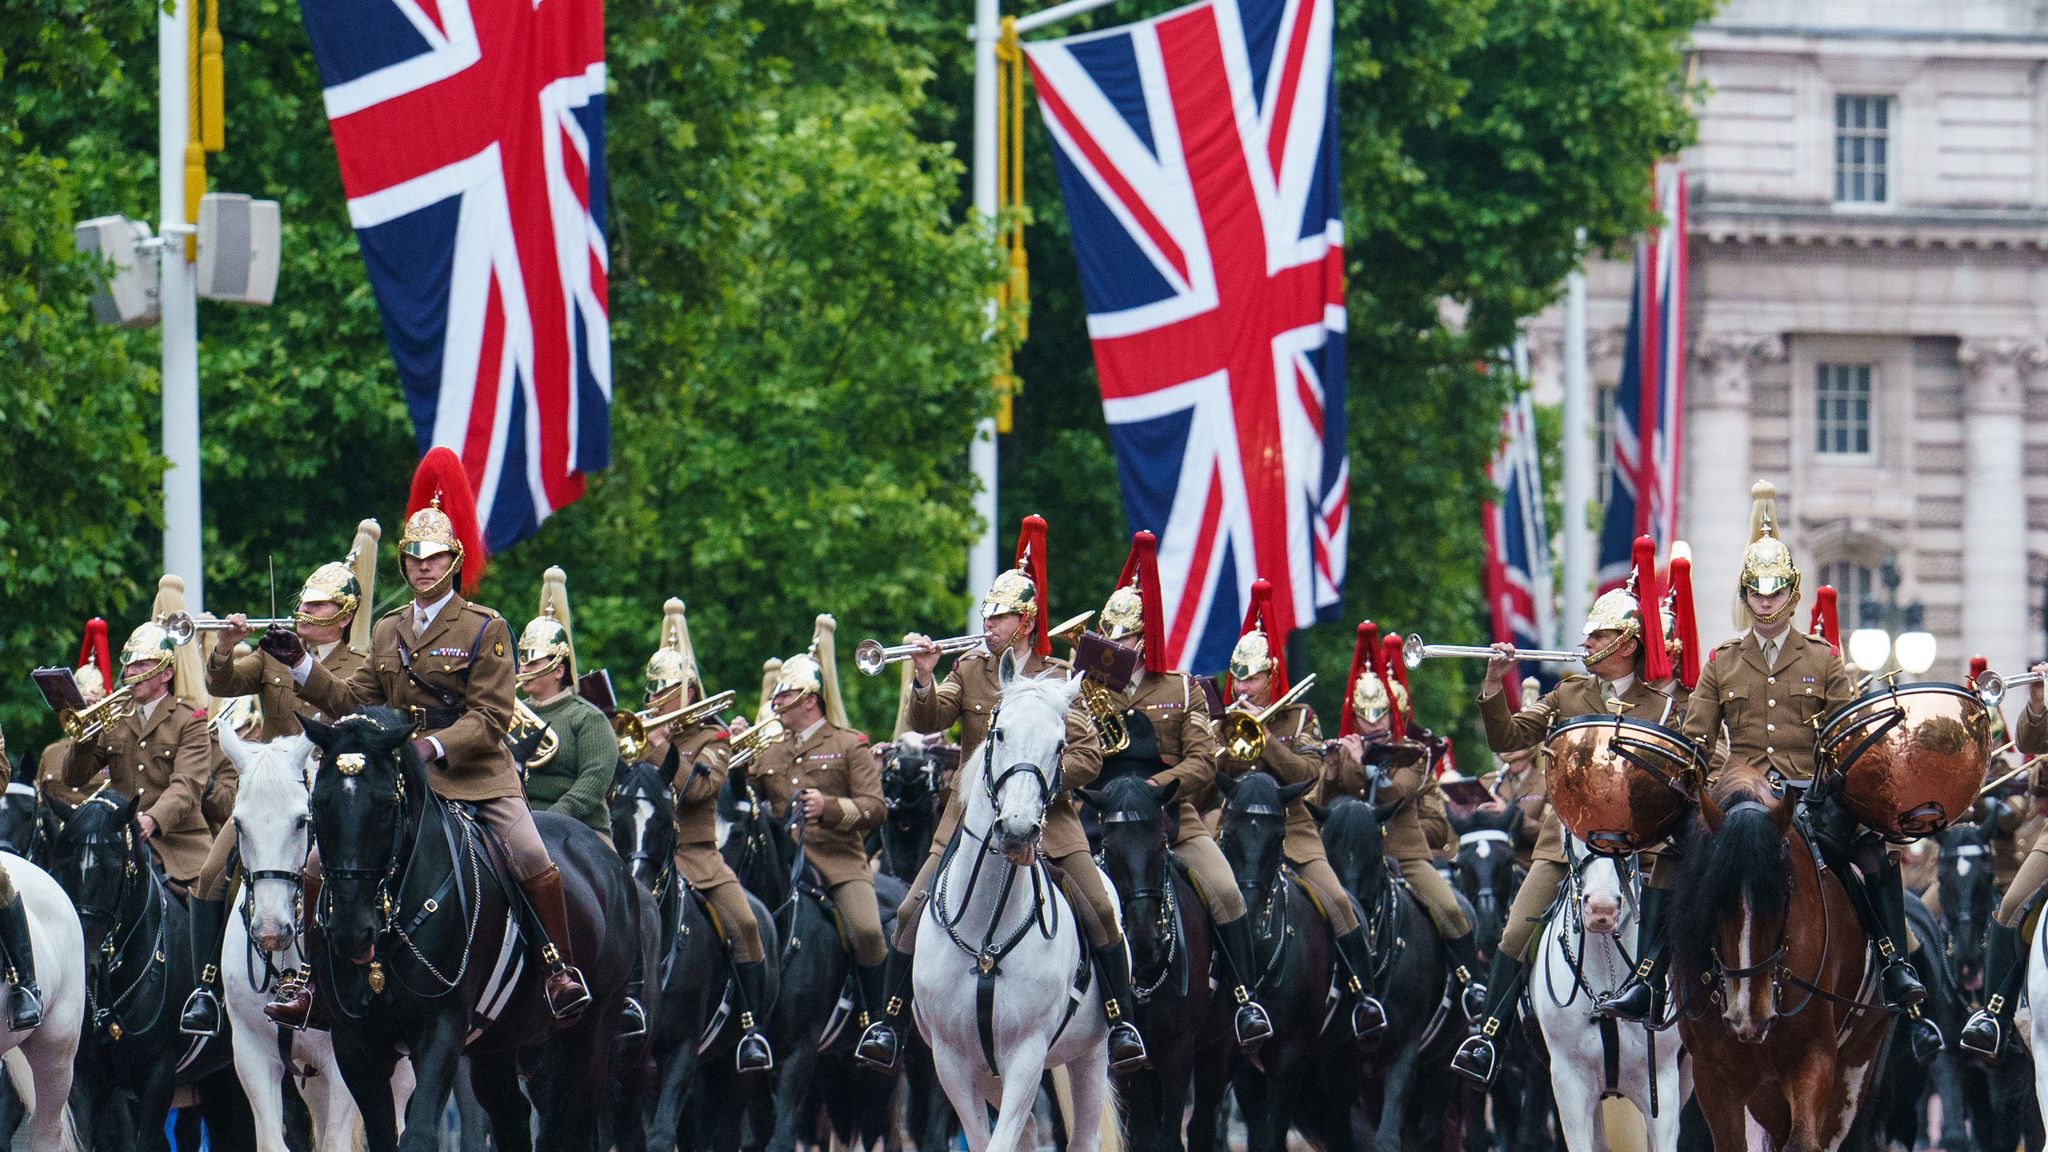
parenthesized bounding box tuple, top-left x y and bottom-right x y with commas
(1402, 633, 1584, 671)
(855, 632, 987, 676)
(161, 610, 297, 646)
(1976, 669, 2045, 707)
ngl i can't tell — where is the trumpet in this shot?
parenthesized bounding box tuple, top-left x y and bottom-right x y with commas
(730, 717, 787, 772)
(1975, 669, 2044, 707)
(1401, 634, 1584, 670)
(854, 633, 987, 676)
(60, 686, 137, 742)
(161, 610, 297, 647)
(614, 689, 738, 762)
(1218, 674, 1318, 762)
(1048, 612, 1095, 648)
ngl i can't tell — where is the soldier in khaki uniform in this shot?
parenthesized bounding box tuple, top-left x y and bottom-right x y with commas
(40, 661, 111, 808)
(1961, 668, 2048, 1054)
(859, 518, 1146, 1071)
(1092, 532, 1274, 1051)
(263, 468, 590, 1028)
(743, 617, 890, 1038)
(180, 524, 379, 1037)
(632, 599, 774, 1070)
(1216, 594, 1384, 1040)
(1486, 697, 1549, 872)
(1451, 566, 1683, 1086)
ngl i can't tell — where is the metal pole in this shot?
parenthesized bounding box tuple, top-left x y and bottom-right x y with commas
(160, 0, 205, 612)
(1559, 242, 1592, 640)
(967, 0, 1000, 635)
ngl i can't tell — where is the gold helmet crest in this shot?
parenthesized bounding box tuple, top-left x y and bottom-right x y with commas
(982, 568, 1039, 625)
(517, 566, 577, 687)
(645, 598, 702, 704)
(1350, 668, 1391, 725)
(1228, 631, 1276, 682)
(1099, 584, 1145, 641)
(1737, 480, 1800, 625)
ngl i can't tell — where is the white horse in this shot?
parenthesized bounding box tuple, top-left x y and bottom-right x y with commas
(0, 840, 85, 1152)
(217, 725, 410, 1152)
(1532, 838, 1688, 1152)
(2029, 897, 2048, 1137)
(914, 663, 1111, 1152)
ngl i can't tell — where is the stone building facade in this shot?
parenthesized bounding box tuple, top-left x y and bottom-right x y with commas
(1529, 0, 2048, 678)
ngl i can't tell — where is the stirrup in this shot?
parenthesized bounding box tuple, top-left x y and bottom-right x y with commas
(736, 1028, 775, 1073)
(1449, 1032, 1499, 1087)
(1232, 989, 1274, 1047)
(545, 964, 593, 1019)
(178, 987, 222, 1038)
(1960, 1003, 2007, 1060)
(7, 988, 42, 1034)
(855, 1019, 901, 1072)
(1107, 1021, 1149, 1071)
(1351, 995, 1389, 1042)
(618, 996, 648, 1040)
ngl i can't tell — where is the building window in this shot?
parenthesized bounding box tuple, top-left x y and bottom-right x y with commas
(1819, 561, 1875, 631)
(1835, 95, 1891, 204)
(1814, 363, 1873, 456)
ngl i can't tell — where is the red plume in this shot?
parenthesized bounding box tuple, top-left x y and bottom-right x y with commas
(1230, 578, 1288, 696)
(406, 447, 486, 595)
(1380, 633, 1410, 741)
(1631, 537, 1671, 682)
(77, 617, 111, 688)
(1015, 515, 1050, 657)
(1669, 554, 1701, 690)
(1969, 655, 1989, 691)
(1115, 531, 1167, 674)
(1808, 586, 1841, 655)
(1340, 620, 1379, 737)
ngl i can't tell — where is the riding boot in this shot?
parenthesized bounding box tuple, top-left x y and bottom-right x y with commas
(521, 865, 592, 1024)
(732, 960, 775, 1073)
(265, 869, 322, 1031)
(1331, 926, 1388, 1042)
(0, 892, 42, 1032)
(855, 945, 913, 1071)
(1443, 930, 1489, 1022)
(178, 896, 227, 1036)
(1450, 948, 1527, 1087)
(1093, 944, 1151, 1072)
(855, 959, 890, 1039)
(1870, 854, 1928, 1011)
(619, 954, 649, 1041)
(1598, 886, 1668, 1023)
(1212, 917, 1276, 1049)
(1962, 919, 2024, 1059)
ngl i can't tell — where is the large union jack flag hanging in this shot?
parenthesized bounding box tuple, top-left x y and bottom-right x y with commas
(299, 0, 610, 553)
(1598, 163, 1686, 590)
(1483, 387, 1554, 704)
(1023, 0, 1347, 673)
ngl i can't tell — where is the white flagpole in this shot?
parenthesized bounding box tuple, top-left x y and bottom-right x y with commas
(161, 0, 206, 612)
(1560, 236, 1592, 641)
(968, 0, 1001, 636)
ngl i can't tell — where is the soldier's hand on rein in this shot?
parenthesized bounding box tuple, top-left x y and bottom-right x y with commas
(797, 788, 827, 824)
(135, 813, 158, 840)
(259, 625, 306, 666)
(219, 613, 254, 648)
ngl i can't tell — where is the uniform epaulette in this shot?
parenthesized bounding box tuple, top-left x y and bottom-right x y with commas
(463, 603, 500, 619)
(1559, 672, 1594, 684)
(1715, 636, 1744, 652)
(380, 603, 410, 620)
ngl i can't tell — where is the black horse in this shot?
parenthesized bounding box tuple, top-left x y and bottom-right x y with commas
(1319, 794, 1461, 1152)
(1077, 775, 1231, 1152)
(1448, 806, 1551, 1152)
(1215, 771, 1359, 1152)
(874, 735, 959, 1152)
(0, 784, 62, 864)
(1934, 819, 2007, 1151)
(719, 767, 904, 1152)
(610, 753, 782, 1152)
(301, 709, 637, 1152)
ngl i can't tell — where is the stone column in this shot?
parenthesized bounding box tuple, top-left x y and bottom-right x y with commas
(1959, 337, 2044, 677)
(1684, 333, 1785, 639)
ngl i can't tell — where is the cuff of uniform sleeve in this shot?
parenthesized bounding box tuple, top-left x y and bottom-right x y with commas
(835, 797, 858, 828)
(428, 737, 446, 761)
(912, 678, 933, 698)
(290, 654, 314, 683)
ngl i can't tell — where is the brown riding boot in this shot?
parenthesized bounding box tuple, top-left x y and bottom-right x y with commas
(265, 868, 323, 1031)
(523, 866, 592, 1024)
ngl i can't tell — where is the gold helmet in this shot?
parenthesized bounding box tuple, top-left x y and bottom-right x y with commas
(74, 662, 107, 704)
(1101, 531, 1166, 673)
(1351, 668, 1391, 725)
(645, 598, 702, 704)
(1226, 577, 1286, 690)
(119, 620, 178, 687)
(517, 566, 577, 688)
(1100, 584, 1145, 640)
(983, 569, 1039, 625)
(400, 447, 485, 600)
(1228, 631, 1275, 682)
(772, 615, 849, 727)
(399, 501, 461, 563)
(1581, 587, 1643, 666)
(298, 519, 381, 651)
(1737, 480, 1800, 625)
(986, 515, 1051, 655)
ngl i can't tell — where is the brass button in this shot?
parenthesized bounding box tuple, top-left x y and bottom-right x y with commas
(1768, 677, 1777, 685)
(1767, 700, 1776, 707)
(1766, 747, 1775, 755)
(1767, 724, 1776, 732)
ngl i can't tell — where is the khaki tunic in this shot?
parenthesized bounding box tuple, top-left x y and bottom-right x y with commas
(670, 721, 737, 887)
(63, 697, 215, 881)
(1683, 629, 1853, 782)
(1321, 735, 1437, 860)
(748, 720, 884, 888)
(206, 642, 368, 740)
(39, 742, 104, 807)
(295, 595, 523, 802)
(202, 743, 238, 835)
(1493, 757, 1548, 870)
(909, 649, 1103, 859)
(1217, 700, 1324, 865)
(1127, 671, 1220, 843)
(2017, 703, 2048, 758)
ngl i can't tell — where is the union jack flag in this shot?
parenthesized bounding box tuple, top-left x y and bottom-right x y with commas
(299, 0, 610, 552)
(1483, 387, 1554, 705)
(1598, 163, 1686, 590)
(1023, 0, 1347, 673)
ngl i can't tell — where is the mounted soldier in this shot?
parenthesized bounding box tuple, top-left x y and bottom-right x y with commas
(38, 618, 115, 808)
(514, 567, 614, 841)
(1961, 658, 2048, 1055)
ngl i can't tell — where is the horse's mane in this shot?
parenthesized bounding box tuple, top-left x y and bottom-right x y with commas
(1092, 773, 1165, 819)
(236, 736, 313, 814)
(1670, 768, 1792, 976)
(997, 671, 1075, 721)
(614, 758, 669, 804)
(1223, 770, 1285, 812)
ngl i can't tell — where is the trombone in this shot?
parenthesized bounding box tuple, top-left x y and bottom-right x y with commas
(855, 633, 986, 676)
(60, 686, 137, 743)
(1975, 668, 2044, 708)
(1217, 674, 1317, 763)
(1401, 634, 1583, 670)
(161, 610, 297, 647)
(729, 717, 787, 772)
(614, 689, 738, 762)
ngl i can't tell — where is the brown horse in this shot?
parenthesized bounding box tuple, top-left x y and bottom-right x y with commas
(1669, 762, 1890, 1151)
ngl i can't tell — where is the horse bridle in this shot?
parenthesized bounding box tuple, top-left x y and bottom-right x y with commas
(315, 753, 410, 935)
(977, 707, 1064, 832)
(934, 703, 1067, 974)
(65, 799, 169, 1040)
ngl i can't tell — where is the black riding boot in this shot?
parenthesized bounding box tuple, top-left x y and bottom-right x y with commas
(1443, 930, 1489, 1021)
(733, 960, 775, 1073)
(1870, 854, 1928, 1010)
(855, 945, 913, 1071)
(619, 954, 649, 1041)
(1331, 927, 1388, 1041)
(855, 959, 890, 1046)
(1213, 916, 1275, 1049)
(1962, 919, 2024, 1059)
(179, 896, 227, 1037)
(1599, 886, 1668, 1023)
(1450, 948, 1526, 1087)
(0, 894, 42, 1032)
(1093, 944, 1150, 1072)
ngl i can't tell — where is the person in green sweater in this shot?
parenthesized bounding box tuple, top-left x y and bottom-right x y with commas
(516, 567, 616, 843)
